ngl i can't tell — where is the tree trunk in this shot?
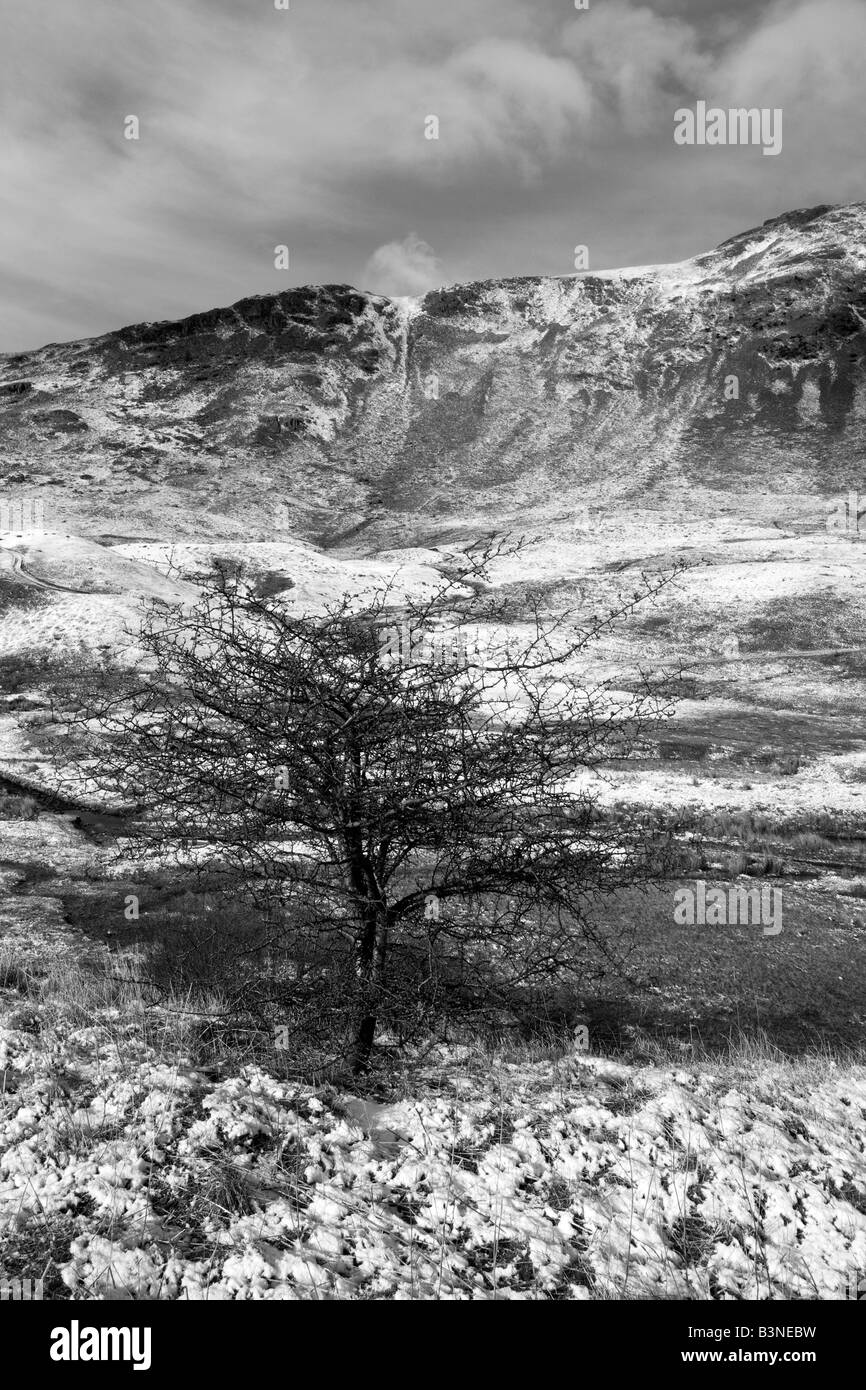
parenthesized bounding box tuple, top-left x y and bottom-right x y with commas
(351, 908, 388, 1074)
(351, 1011, 377, 1075)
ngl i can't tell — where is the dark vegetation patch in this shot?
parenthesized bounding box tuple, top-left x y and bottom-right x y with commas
(0, 959, 33, 993)
(583, 878, 866, 1055)
(666, 1214, 717, 1267)
(0, 576, 51, 618)
(0, 1217, 79, 1300)
(423, 285, 485, 318)
(827, 1179, 866, 1217)
(0, 790, 40, 820)
(466, 1238, 536, 1290)
(745, 593, 865, 652)
(33, 410, 88, 434)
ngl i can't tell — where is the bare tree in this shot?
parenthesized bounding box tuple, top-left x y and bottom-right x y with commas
(52, 542, 682, 1072)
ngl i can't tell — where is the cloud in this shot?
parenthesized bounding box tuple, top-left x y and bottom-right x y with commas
(714, 0, 866, 102)
(362, 234, 443, 298)
(0, 0, 862, 349)
(563, 0, 710, 135)
(441, 39, 593, 172)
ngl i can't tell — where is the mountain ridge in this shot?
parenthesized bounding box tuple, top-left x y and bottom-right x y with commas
(1, 201, 864, 548)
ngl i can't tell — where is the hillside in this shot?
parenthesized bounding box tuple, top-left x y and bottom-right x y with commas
(1, 202, 864, 550)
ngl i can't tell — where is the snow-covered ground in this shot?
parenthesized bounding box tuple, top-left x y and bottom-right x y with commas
(1, 948, 863, 1301)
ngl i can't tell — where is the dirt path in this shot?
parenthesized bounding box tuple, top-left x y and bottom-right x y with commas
(0, 550, 95, 593)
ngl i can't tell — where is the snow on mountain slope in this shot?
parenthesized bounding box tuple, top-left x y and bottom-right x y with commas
(0, 202, 863, 548)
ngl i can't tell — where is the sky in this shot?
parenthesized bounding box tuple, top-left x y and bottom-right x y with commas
(1, 0, 864, 351)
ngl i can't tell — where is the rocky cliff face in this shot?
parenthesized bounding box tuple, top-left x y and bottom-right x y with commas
(0, 202, 864, 548)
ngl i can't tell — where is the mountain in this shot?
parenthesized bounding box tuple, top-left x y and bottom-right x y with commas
(3, 203, 866, 829)
(1, 202, 864, 549)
